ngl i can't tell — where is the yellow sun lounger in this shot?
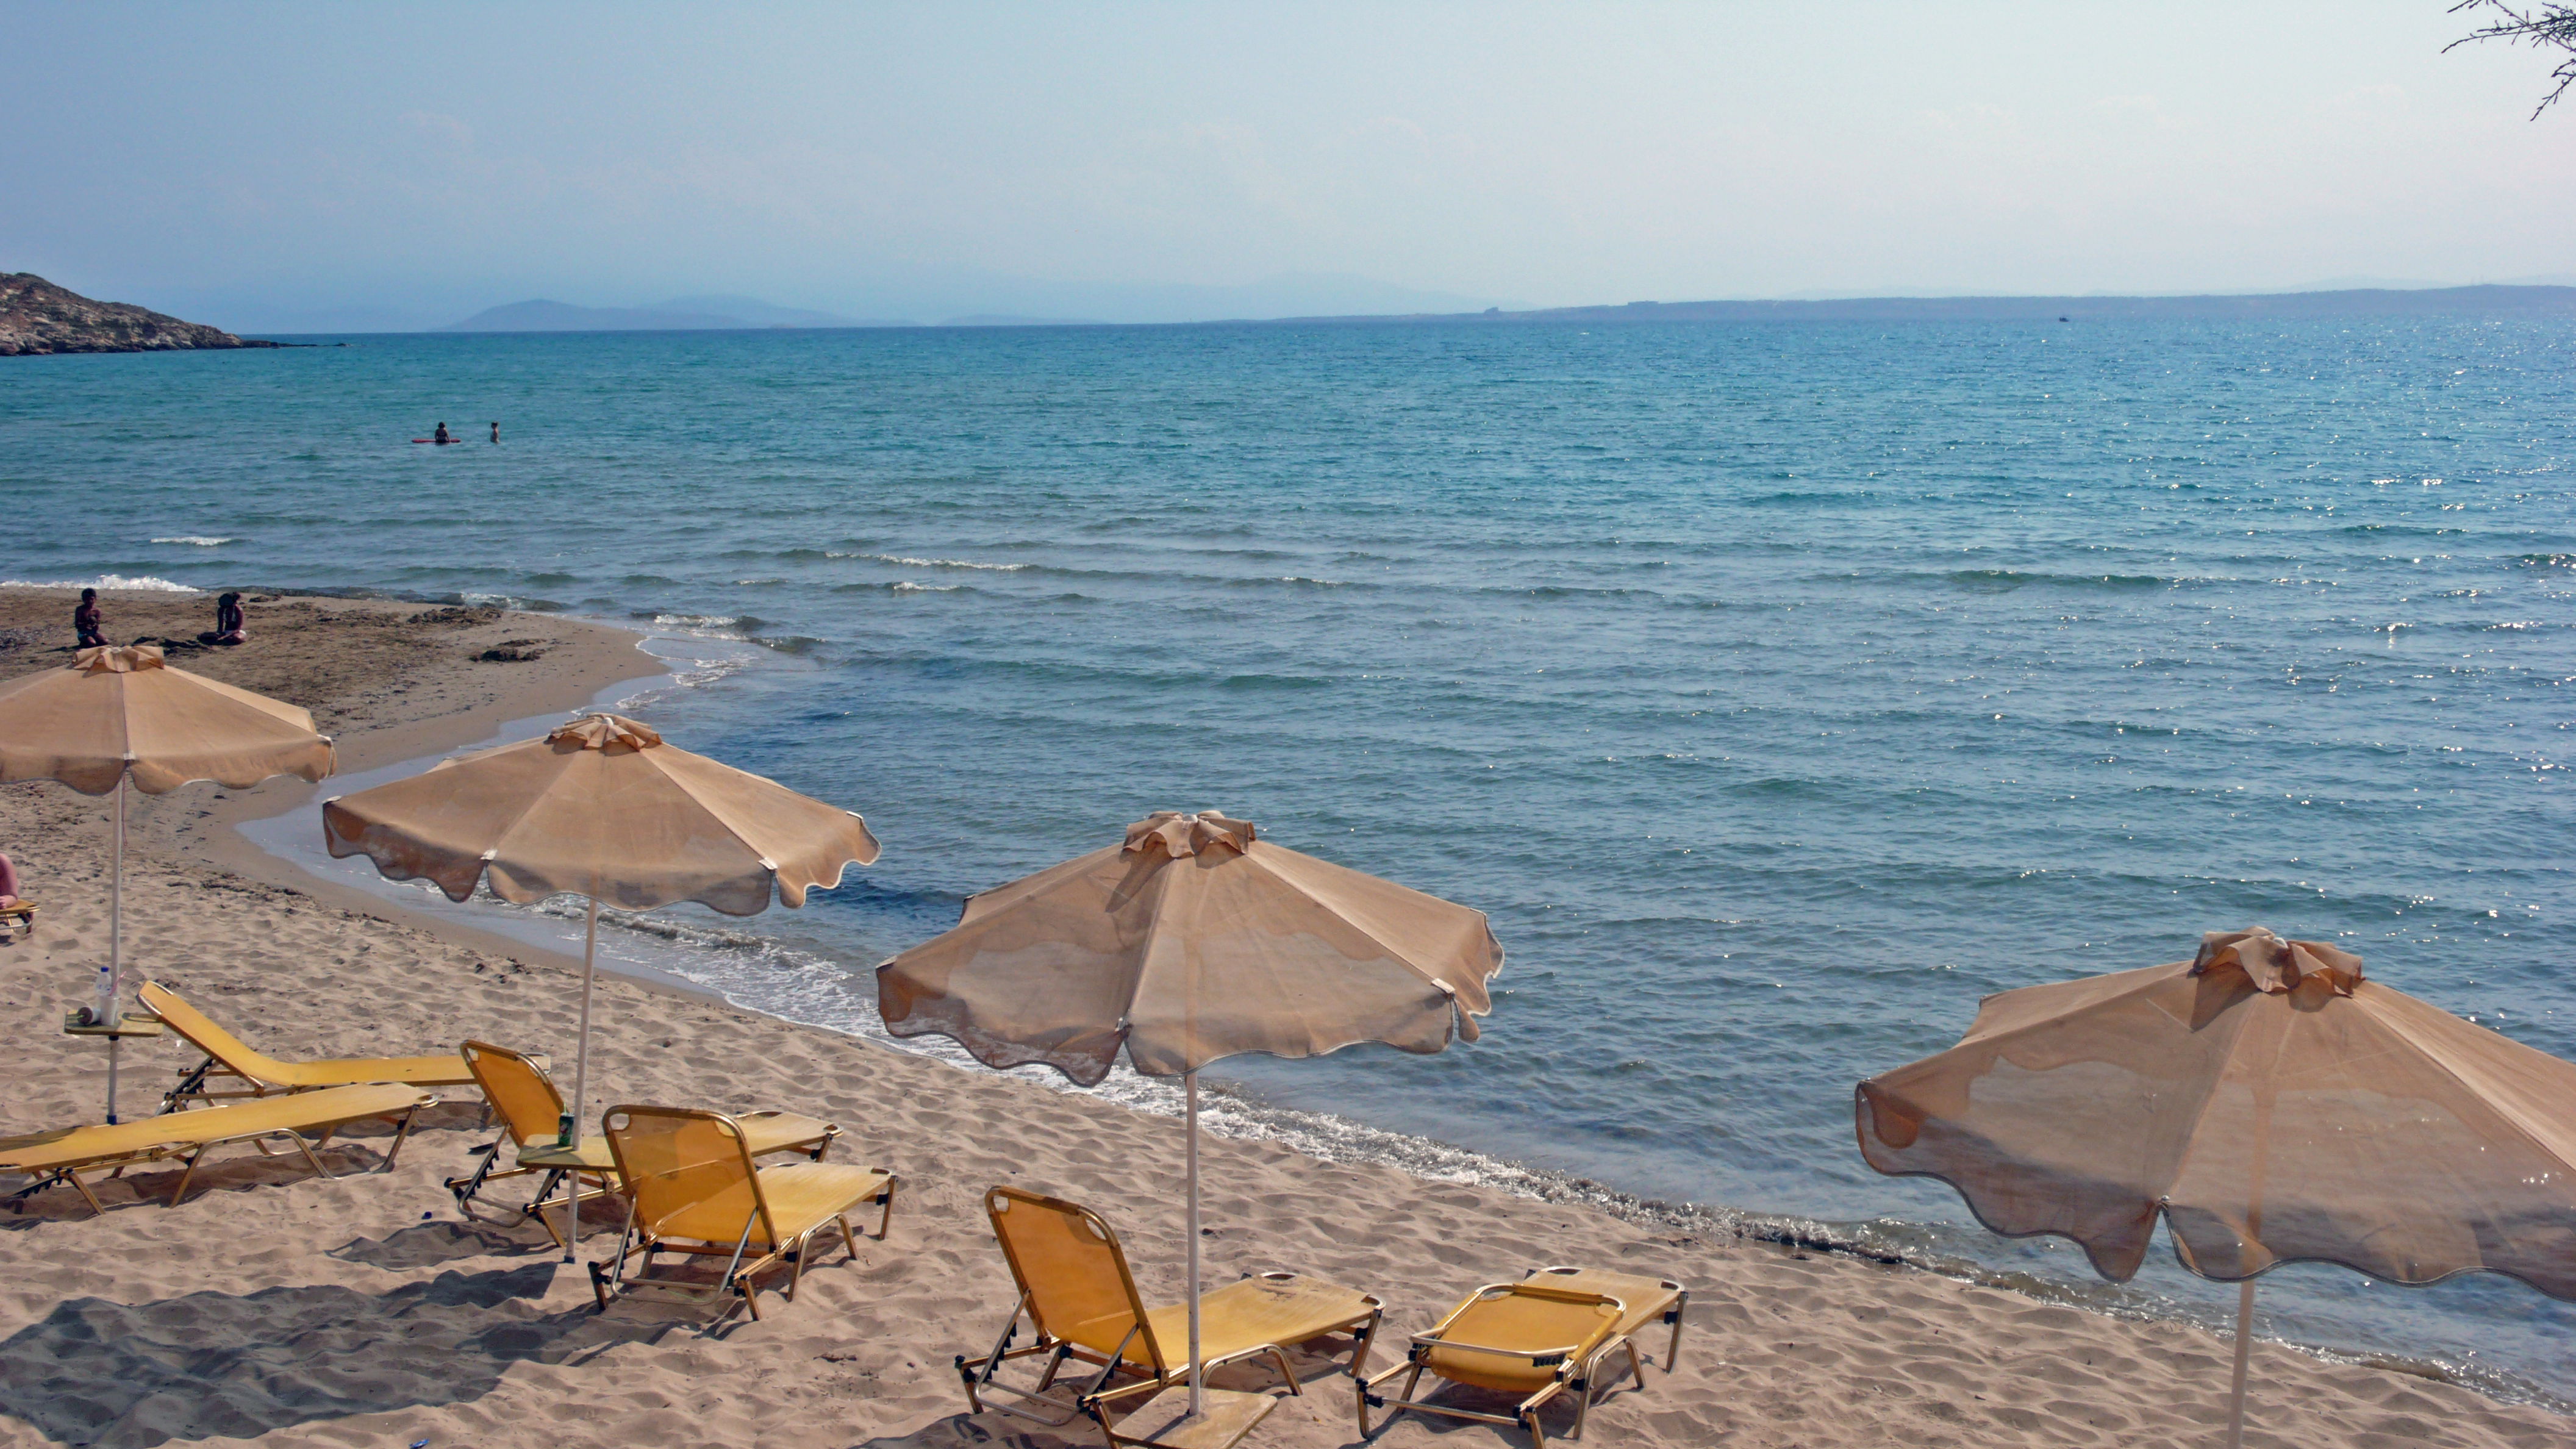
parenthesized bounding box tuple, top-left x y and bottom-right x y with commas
(960, 1186, 1385, 1449)
(587, 1104, 895, 1323)
(0, 1082, 437, 1216)
(139, 979, 475, 1111)
(1358, 1266, 1688, 1447)
(447, 1039, 842, 1248)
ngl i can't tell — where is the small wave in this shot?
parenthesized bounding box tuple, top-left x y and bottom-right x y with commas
(151, 536, 235, 547)
(890, 581, 962, 593)
(1944, 569, 2170, 591)
(2519, 553, 2575, 570)
(868, 554, 1032, 571)
(1514, 583, 1655, 601)
(1744, 489, 1859, 507)
(1, 574, 200, 593)
(651, 614, 739, 628)
(616, 650, 757, 706)
(2341, 523, 2464, 538)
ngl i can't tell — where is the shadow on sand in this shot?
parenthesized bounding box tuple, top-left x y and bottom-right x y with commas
(0, 1262, 670, 1447)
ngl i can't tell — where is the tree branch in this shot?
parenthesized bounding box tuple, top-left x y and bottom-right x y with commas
(2449, 1, 2576, 117)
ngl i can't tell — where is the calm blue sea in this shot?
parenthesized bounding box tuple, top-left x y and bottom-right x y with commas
(7, 318, 2572, 1398)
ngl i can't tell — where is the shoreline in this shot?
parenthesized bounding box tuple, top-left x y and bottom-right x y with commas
(181, 604, 2576, 1414)
(188, 612, 672, 982)
(0, 586, 2566, 1445)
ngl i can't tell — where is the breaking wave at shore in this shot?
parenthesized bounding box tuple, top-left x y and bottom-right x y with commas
(0, 573, 199, 593)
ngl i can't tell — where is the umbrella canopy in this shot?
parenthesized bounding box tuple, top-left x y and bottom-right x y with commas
(321, 712, 878, 915)
(324, 712, 879, 1257)
(0, 644, 335, 1121)
(879, 809, 1501, 1426)
(877, 809, 1501, 1084)
(1856, 926, 2576, 1293)
(0, 645, 334, 795)
(1856, 926, 2576, 1447)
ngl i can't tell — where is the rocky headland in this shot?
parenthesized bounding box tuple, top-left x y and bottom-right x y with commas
(0, 272, 279, 356)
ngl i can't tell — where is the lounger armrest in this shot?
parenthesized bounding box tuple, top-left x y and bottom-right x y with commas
(1411, 1333, 1598, 1367)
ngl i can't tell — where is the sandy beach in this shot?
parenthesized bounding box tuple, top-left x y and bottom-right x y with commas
(0, 585, 2564, 1449)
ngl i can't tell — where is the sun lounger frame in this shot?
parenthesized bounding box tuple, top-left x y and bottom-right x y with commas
(584, 1104, 894, 1327)
(957, 1186, 1383, 1448)
(1358, 1267, 1689, 1448)
(138, 979, 475, 1112)
(1, 1085, 437, 1217)
(445, 1040, 621, 1248)
(445, 1040, 845, 1250)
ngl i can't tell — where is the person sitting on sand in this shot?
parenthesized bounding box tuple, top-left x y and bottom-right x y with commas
(434, 421, 452, 444)
(196, 592, 246, 646)
(0, 852, 20, 909)
(74, 588, 105, 648)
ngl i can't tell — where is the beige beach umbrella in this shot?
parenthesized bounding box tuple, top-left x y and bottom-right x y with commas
(0, 644, 335, 1120)
(878, 809, 1503, 1421)
(323, 712, 879, 1254)
(1856, 926, 2576, 1449)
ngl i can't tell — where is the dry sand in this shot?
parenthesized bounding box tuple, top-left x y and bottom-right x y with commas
(0, 585, 2565, 1449)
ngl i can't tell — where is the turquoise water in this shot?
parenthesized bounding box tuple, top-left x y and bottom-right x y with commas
(7, 320, 2574, 1397)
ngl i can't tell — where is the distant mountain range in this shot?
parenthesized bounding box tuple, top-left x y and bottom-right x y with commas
(1385, 284, 2576, 326)
(437, 283, 2576, 334)
(444, 296, 914, 331)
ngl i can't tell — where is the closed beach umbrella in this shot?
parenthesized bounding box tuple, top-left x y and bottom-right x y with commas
(1855, 926, 2576, 1449)
(878, 809, 1502, 1419)
(323, 712, 879, 1254)
(0, 644, 335, 1120)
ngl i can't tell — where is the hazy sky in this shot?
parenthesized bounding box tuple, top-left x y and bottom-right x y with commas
(7, 1, 2572, 328)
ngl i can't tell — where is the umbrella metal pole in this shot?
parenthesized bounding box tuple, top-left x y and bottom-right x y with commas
(561, 896, 600, 1263)
(2225, 1062, 2277, 1449)
(105, 774, 127, 1123)
(2225, 1279, 2255, 1449)
(1186, 1068, 1203, 1420)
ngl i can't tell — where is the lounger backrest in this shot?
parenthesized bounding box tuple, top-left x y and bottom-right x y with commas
(138, 981, 293, 1081)
(1422, 1284, 1624, 1392)
(604, 1105, 773, 1248)
(984, 1186, 1165, 1369)
(460, 1040, 564, 1148)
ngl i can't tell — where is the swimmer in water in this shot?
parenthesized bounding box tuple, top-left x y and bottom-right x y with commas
(490, 421, 500, 443)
